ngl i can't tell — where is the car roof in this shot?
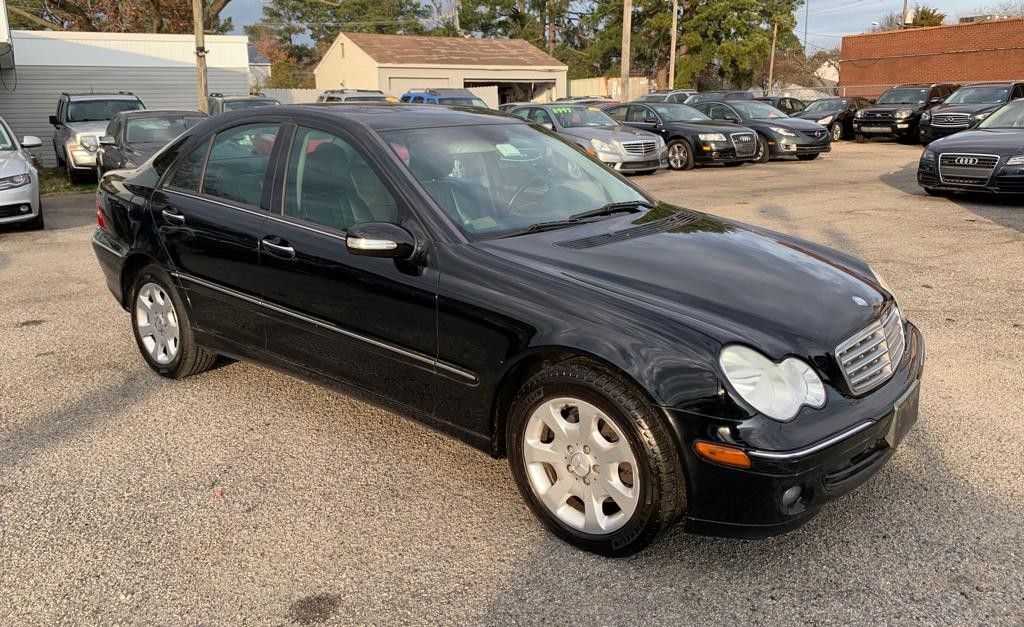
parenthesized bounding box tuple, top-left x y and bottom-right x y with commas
(272, 103, 522, 131)
(119, 109, 206, 118)
(65, 93, 141, 101)
(957, 81, 1023, 87)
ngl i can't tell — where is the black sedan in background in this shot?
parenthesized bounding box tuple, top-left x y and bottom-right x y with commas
(603, 102, 759, 169)
(692, 100, 831, 162)
(918, 99, 1024, 195)
(92, 104, 923, 556)
(791, 97, 873, 141)
(919, 82, 1024, 144)
(97, 109, 207, 176)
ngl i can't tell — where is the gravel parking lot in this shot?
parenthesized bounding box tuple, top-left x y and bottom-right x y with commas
(1, 142, 1022, 625)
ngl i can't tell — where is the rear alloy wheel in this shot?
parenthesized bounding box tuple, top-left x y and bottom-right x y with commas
(754, 134, 771, 163)
(830, 122, 843, 142)
(507, 359, 685, 556)
(666, 140, 694, 170)
(130, 266, 217, 378)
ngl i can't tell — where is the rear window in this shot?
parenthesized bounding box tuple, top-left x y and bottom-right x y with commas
(126, 116, 206, 144)
(222, 99, 280, 112)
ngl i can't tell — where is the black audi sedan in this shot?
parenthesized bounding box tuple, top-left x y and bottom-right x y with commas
(918, 99, 1024, 195)
(790, 97, 873, 142)
(603, 102, 759, 169)
(691, 100, 831, 162)
(91, 104, 924, 556)
(97, 109, 207, 176)
(919, 82, 1024, 144)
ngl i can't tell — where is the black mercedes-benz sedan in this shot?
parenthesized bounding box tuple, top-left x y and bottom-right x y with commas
(692, 100, 831, 162)
(918, 99, 1024, 195)
(603, 102, 759, 169)
(919, 82, 1024, 144)
(92, 104, 924, 556)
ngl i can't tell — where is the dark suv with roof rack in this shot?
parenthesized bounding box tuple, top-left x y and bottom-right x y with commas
(852, 83, 959, 142)
(919, 82, 1024, 144)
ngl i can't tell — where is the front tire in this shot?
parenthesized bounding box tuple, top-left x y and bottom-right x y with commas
(754, 134, 770, 163)
(830, 122, 843, 141)
(666, 140, 694, 171)
(507, 359, 685, 556)
(130, 266, 217, 379)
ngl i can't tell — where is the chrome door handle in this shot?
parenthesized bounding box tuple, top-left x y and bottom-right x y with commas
(261, 238, 296, 259)
(162, 209, 185, 225)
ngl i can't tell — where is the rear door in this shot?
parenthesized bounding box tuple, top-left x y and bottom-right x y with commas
(149, 120, 285, 348)
(257, 122, 439, 413)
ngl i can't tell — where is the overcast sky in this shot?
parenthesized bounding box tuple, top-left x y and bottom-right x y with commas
(223, 0, 997, 53)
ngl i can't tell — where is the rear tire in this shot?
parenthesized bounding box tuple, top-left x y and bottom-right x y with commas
(130, 265, 217, 379)
(506, 358, 686, 556)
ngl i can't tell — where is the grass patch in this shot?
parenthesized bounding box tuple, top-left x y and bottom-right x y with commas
(38, 167, 94, 197)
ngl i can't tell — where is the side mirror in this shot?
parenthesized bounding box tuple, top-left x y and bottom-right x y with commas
(20, 135, 41, 148)
(99, 135, 116, 146)
(48, 115, 59, 126)
(346, 222, 416, 259)
(541, 122, 554, 131)
(724, 115, 740, 122)
(929, 97, 942, 105)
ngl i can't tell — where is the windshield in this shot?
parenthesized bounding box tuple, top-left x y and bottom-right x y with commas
(876, 88, 927, 105)
(978, 102, 1024, 129)
(649, 103, 709, 122)
(731, 101, 787, 119)
(945, 86, 1011, 104)
(440, 97, 489, 108)
(223, 99, 280, 111)
(383, 123, 648, 240)
(805, 99, 845, 113)
(126, 115, 206, 144)
(67, 99, 143, 123)
(550, 106, 617, 128)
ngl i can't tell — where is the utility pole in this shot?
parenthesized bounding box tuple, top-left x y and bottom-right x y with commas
(621, 0, 632, 101)
(548, 0, 555, 55)
(803, 0, 809, 54)
(767, 22, 778, 96)
(192, 0, 208, 112)
(901, 0, 909, 26)
(668, 0, 678, 90)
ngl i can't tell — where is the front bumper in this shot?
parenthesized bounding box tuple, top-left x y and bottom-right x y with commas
(667, 321, 925, 538)
(768, 136, 832, 156)
(694, 142, 757, 163)
(600, 149, 669, 172)
(920, 124, 969, 142)
(852, 119, 915, 138)
(0, 179, 41, 225)
(918, 159, 1024, 194)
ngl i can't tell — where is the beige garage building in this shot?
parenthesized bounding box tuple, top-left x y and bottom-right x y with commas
(313, 33, 567, 108)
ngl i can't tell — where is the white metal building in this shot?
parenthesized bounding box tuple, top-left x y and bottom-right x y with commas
(0, 30, 250, 165)
(313, 33, 567, 107)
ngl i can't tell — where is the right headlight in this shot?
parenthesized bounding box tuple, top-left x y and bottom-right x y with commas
(698, 132, 727, 142)
(0, 173, 30, 190)
(816, 115, 834, 125)
(921, 111, 931, 122)
(920, 149, 936, 163)
(855, 109, 866, 119)
(769, 126, 796, 137)
(1006, 155, 1024, 166)
(590, 138, 618, 154)
(719, 345, 826, 422)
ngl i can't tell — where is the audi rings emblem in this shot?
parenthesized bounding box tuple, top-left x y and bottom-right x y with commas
(954, 156, 979, 166)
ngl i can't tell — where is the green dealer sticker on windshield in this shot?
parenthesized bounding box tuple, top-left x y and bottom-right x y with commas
(496, 143, 522, 157)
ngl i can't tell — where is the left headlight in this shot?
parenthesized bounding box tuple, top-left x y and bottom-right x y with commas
(719, 345, 826, 422)
(921, 111, 931, 122)
(1006, 154, 1024, 166)
(971, 111, 993, 124)
(79, 135, 99, 152)
(920, 149, 936, 163)
(0, 173, 30, 190)
(698, 132, 727, 142)
(769, 126, 796, 137)
(816, 115, 834, 125)
(895, 109, 913, 119)
(590, 138, 618, 154)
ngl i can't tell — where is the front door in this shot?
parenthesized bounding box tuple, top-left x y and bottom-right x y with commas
(150, 122, 283, 348)
(258, 124, 438, 413)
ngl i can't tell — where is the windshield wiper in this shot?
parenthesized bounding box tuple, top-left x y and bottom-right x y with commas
(569, 200, 655, 220)
(495, 219, 592, 238)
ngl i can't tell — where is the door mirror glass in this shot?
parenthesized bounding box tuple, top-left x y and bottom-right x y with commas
(99, 135, 116, 146)
(20, 135, 42, 148)
(346, 222, 415, 259)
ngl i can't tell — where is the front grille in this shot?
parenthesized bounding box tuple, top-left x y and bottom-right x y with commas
(930, 112, 970, 127)
(731, 133, 756, 157)
(799, 129, 829, 140)
(620, 140, 657, 155)
(835, 305, 905, 395)
(862, 111, 894, 120)
(938, 153, 999, 186)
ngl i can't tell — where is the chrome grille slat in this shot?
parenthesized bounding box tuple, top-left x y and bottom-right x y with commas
(620, 140, 657, 155)
(835, 304, 906, 395)
(931, 112, 970, 127)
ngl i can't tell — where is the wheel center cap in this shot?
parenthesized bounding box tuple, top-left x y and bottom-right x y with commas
(569, 452, 591, 477)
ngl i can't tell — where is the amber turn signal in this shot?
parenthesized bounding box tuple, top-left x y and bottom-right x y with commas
(694, 441, 751, 468)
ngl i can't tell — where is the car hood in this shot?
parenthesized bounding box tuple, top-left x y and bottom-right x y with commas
(65, 121, 111, 136)
(929, 128, 1024, 154)
(790, 110, 841, 121)
(745, 117, 825, 131)
(665, 120, 751, 133)
(929, 102, 1001, 115)
(561, 126, 658, 142)
(477, 206, 887, 357)
(0, 150, 32, 177)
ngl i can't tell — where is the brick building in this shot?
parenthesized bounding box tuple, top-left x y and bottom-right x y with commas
(839, 17, 1024, 97)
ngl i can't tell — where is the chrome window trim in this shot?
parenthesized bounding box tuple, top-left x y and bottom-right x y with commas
(170, 271, 478, 383)
(747, 421, 875, 460)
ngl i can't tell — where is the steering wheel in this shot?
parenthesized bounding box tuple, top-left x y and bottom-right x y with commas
(503, 177, 552, 217)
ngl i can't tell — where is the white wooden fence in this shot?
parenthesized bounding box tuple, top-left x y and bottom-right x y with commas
(262, 88, 320, 104)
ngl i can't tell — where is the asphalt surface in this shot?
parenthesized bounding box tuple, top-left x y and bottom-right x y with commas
(1, 142, 1022, 625)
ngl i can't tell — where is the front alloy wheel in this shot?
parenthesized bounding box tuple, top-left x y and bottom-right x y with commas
(666, 140, 694, 170)
(830, 122, 843, 141)
(507, 359, 685, 556)
(754, 134, 770, 163)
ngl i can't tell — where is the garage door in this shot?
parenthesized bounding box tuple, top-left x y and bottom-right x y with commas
(387, 77, 451, 95)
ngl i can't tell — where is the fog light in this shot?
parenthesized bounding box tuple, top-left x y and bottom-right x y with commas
(781, 485, 803, 507)
(19, 205, 30, 213)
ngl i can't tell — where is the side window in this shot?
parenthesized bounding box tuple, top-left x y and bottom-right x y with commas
(412, 96, 425, 103)
(605, 105, 627, 122)
(201, 123, 280, 207)
(105, 118, 118, 140)
(626, 105, 656, 123)
(283, 126, 400, 232)
(1013, 85, 1024, 100)
(511, 108, 530, 120)
(529, 108, 553, 126)
(166, 137, 210, 191)
(704, 104, 724, 119)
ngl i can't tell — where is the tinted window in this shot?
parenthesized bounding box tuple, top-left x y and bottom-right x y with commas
(222, 99, 279, 112)
(945, 86, 1011, 104)
(201, 123, 279, 207)
(626, 106, 658, 123)
(166, 138, 210, 191)
(66, 99, 144, 123)
(283, 127, 400, 231)
(876, 88, 928, 105)
(604, 105, 628, 122)
(126, 115, 206, 144)
(529, 108, 555, 126)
